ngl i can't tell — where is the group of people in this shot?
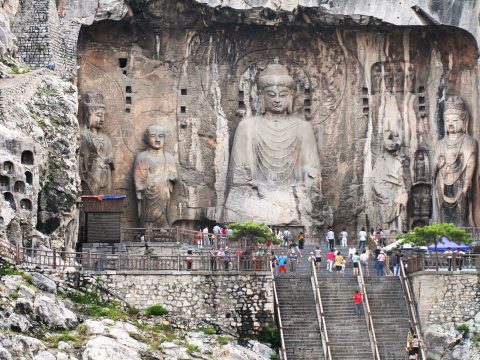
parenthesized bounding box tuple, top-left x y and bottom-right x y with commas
(195, 225, 232, 248)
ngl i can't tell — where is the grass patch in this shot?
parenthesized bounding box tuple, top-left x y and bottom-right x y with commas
(457, 323, 469, 333)
(65, 290, 129, 321)
(472, 332, 480, 346)
(203, 327, 216, 335)
(217, 336, 229, 345)
(270, 353, 280, 360)
(10, 291, 19, 300)
(44, 331, 83, 347)
(77, 324, 89, 336)
(145, 304, 168, 316)
(186, 343, 200, 355)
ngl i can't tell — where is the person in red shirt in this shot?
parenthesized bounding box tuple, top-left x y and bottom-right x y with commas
(354, 290, 364, 317)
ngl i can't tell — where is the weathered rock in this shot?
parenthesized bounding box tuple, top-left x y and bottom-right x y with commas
(31, 272, 57, 294)
(82, 335, 142, 360)
(33, 350, 56, 360)
(15, 297, 34, 315)
(33, 295, 78, 329)
(6, 312, 32, 332)
(0, 333, 45, 359)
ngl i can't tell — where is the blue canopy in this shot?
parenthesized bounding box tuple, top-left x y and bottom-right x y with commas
(428, 237, 471, 252)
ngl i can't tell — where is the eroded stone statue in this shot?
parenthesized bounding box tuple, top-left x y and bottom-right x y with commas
(372, 130, 408, 232)
(434, 96, 477, 227)
(79, 91, 114, 194)
(134, 125, 177, 227)
(223, 59, 322, 229)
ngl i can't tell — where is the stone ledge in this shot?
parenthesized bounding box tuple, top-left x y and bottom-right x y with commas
(82, 270, 272, 276)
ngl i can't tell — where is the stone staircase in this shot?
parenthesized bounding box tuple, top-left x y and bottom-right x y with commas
(318, 275, 374, 359)
(364, 277, 411, 360)
(275, 277, 324, 359)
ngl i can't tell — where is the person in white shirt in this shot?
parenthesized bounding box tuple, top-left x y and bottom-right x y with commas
(358, 227, 367, 250)
(327, 229, 335, 250)
(314, 247, 322, 271)
(359, 249, 369, 276)
(340, 229, 348, 247)
(348, 245, 356, 261)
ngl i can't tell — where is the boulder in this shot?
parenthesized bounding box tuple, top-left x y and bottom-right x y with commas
(31, 272, 57, 294)
(82, 335, 142, 360)
(33, 351, 56, 360)
(0, 333, 45, 359)
(33, 295, 78, 329)
(6, 313, 32, 332)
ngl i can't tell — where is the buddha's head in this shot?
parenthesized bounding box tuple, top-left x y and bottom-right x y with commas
(83, 91, 105, 130)
(258, 58, 294, 115)
(144, 124, 166, 150)
(383, 130, 401, 153)
(444, 96, 468, 135)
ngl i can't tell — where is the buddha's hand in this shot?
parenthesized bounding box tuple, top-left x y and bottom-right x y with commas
(436, 156, 445, 169)
(136, 191, 143, 200)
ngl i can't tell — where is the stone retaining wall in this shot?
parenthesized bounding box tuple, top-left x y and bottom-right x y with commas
(409, 272, 480, 327)
(71, 271, 274, 336)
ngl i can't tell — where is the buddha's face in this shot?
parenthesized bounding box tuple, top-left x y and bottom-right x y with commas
(445, 113, 465, 134)
(262, 85, 292, 114)
(146, 129, 165, 150)
(88, 108, 105, 129)
(383, 130, 400, 152)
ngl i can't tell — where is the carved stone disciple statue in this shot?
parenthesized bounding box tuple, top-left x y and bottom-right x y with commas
(224, 59, 322, 226)
(434, 96, 477, 227)
(372, 130, 408, 232)
(134, 125, 177, 227)
(79, 91, 114, 194)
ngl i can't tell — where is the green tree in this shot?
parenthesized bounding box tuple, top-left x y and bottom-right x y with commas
(397, 223, 473, 271)
(228, 221, 281, 245)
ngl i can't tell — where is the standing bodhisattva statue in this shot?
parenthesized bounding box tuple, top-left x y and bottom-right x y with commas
(224, 59, 322, 226)
(79, 91, 114, 194)
(434, 96, 477, 227)
(134, 125, 177, 228)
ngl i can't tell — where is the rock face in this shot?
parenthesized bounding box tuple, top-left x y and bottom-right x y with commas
(72, 0, 480, 238)
(0, 70, 80, 249)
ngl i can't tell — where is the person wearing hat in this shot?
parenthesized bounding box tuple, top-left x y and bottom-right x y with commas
(289, 249, 298, 274)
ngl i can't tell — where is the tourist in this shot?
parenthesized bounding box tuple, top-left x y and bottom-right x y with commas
(271, 251, 279, 276)
(196, 228, 203, 248)
(340, 228, 348, 247)
(213, 224, 221, 246)
(353, 290, 363, 317)
(444, 247, 453, 271)
(335, 251, 344, 277)
(352, 251, 360, 276)
(289, 249, 298, 275)
(341, 255, 346, 276)
(210, 248, 218, 271)
(374, 246, 381, 270)
(455, 248, 466, 270)
(283, 227, 292, 247)
(377, 250, 386, 276)
(314, 246, 322, 271)
(326, 249, 335, 272)
(348, 245, 356, 262)
(202, 226, 209, 246)
(297, 232, 305, 250)
(185, 249, 193, 271)
(290, 237, 302, 257)
(327, 228, 335, 250)
(360, 249, 369, 276)
(358, 227, 367, 250)
(221, 226, 228, 247)
(223, 248, 231, 271)
(379, 229, 387, 247)
(407, 332, 421, 360)
(278, 251, 288, 275)
(393, 250, 404, 276)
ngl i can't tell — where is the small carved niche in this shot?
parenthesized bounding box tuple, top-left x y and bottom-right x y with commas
(3, 161, 13, 174)
(0, 176, 9, 191)
(181, 88, 187, 96)
(411, 184, 432, 217)
(20, 199, 32, 211)
(0, 217, 4, 226)
(25, 171, 33, 185)
(414, 150, 429, 183)
(180, 106, 186, 114)
(14, 181, 25, 194)
(3, 192, 15, 210)
(21, 150, 34, 165)
(118, 58, 128, 68)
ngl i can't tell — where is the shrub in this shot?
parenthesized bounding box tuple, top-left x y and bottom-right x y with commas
(270, 353, 280, 360)
(145, 304, 168, 316)
(186, 343, 200, 355)
(217, 336, 229, 345)
(45, 331, 82, 347)
(203, 327, 216, 335)
(258, 323, 280, 350)
(77, 324, 88, 336)
(457, 323, 469, 333)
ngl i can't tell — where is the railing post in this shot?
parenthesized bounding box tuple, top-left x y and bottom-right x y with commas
(177, 254, 181, 271)
(176, 226, 179, 244)
(15, 243, 21, 265)
(53, 249, 57, 270)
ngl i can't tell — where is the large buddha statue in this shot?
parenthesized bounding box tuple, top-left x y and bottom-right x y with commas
(223, 59, 322, 228)
(134, 125, 178, 227)
(79, 91, 114, 194)
(434, 96, 477, 227)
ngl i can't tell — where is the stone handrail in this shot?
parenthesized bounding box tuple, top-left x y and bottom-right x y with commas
(357, 261, 381, 360)
(404, 253, 480, 273)
(310, 261, 332, 360)
(270, 263, 287, 360)
(0, 239, 271, 272)
(399, 259, 427, 360)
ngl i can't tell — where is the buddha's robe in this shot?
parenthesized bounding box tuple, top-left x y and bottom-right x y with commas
(134, 150, 177, 227)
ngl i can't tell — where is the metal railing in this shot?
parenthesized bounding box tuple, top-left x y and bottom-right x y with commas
(399, 259, 427, 360)
(271, 263, 287, 360)
(357, 261, 381, 360)
(404, 253, 480, 273)
(310, 261, 332, 360)
(0, 239, 271, 272)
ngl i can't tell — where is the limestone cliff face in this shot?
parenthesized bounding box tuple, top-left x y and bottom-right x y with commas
(0, 70, 80, 250)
